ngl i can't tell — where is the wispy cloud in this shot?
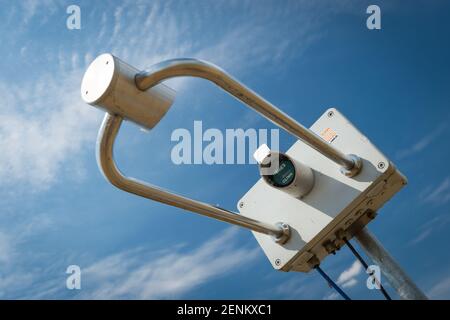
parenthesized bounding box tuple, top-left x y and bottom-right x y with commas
(420, 177, 450, 206)
(0, 232, 13, 264)
(323, 291, 340, 300)
(80, 228, 259, 299)
(409, 213, 450, 246)
(0, 227, 260, 299)
(271, 276, 313, 299)
(0, 211, 60, 298)
(1, 0, 332, 192)
(6, 0, 60, 26)
(409, 228, 433, 246)
(428, 276, 450, 299)
(396, 124, 447, 160)
(0, 71, 101, 191)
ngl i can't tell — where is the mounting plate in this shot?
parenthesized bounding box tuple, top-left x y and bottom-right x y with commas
(237, 108, 406, 272)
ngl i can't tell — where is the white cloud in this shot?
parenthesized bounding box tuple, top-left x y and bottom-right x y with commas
(112, 5, 123, 40)
(0, 71, 101, 191)
(0, 212, 56, 267)
(272, 276, 310, 299)
(21, 0, 40, 24)
(428, 276, 450, 299)
(409, 214, 450, 246)
(396, 124, 447, 160)
(1, 1, 330, 192)
(324, 292, 340, 300)
(341, 278, 358, 288)
(337, 260, 362, 288)
(0, 0, 342, 195)
(0, 232, 13, 264)
(409, 228, 433, 246)
(17, 0, 59, 25)
(81, 228, 259, 299)
(0, 227, 260, 299)
(0, 272, 34, 298)
(0, 211, 68, 299)
(421, 177, 450, 206)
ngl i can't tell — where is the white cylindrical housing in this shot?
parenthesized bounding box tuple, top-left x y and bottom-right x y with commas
(255, 145, 314, 199)
(81, 53, 175, 129)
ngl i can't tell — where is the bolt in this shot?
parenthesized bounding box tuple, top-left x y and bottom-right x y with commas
(275, 259, 281, 266)
(327, 110, 334, 118)
(377, 162, 385, 170)
(323, 241, 337, 254)
(239, 202, 244, 208)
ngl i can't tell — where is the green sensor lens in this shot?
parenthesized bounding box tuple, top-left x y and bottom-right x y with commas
(269, 156, 296, 187)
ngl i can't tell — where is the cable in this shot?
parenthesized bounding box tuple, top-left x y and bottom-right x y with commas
(315, 265, 351, 300)
(344, 238, 392, 300)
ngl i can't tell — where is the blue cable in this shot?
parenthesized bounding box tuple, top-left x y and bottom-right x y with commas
(315, 265, 351, 300)
(344, 238, 392, 300)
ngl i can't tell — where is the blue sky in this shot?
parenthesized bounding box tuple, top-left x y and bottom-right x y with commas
(0, 0, 450, 299)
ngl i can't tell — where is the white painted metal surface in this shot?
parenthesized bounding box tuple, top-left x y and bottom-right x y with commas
(238, 108, 407, 272)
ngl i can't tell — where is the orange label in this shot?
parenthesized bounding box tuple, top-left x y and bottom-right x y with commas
(320, 127, 338, 143)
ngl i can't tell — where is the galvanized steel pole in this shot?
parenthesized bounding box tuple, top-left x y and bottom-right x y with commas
(355, 227, 428, 300)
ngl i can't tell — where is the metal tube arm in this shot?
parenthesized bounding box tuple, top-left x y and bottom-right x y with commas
(97, 113, 291, 244)
(135, 58, 361, 176)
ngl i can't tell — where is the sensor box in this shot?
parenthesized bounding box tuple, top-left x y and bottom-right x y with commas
(237, 108, 406, 272)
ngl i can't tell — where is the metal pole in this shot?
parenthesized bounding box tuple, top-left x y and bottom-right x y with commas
(355, 227, 428, 300)
(97, 113, 291, 244)
(135, 58, 361, 177)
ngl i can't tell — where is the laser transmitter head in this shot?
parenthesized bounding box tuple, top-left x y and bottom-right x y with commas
(254, 144, 315, 199)
(81, 53, 175, 129)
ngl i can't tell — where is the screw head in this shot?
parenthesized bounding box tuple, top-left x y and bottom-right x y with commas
(327, 110, 334, 118)
(377, 162, 385, 170)
(275, 259, 281, 266)
(239, 202, 244, 208)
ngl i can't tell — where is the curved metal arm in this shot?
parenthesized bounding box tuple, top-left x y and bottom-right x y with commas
(97, 113, 291, 244)
(135, 58, 361, 176)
